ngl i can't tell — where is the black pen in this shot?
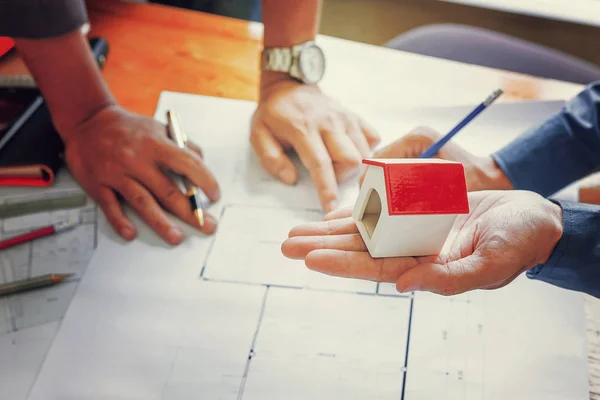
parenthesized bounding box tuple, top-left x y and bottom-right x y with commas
(166, 110, 205, 227)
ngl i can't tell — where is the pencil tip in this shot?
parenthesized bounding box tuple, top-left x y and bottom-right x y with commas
(53, 273, 75, 282)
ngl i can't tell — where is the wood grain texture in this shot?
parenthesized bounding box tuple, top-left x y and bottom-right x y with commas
(86, 2, 599, 396)
(86, 0, 261, 116)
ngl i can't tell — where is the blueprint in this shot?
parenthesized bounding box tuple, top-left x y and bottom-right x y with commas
(24, 93, 590, 400)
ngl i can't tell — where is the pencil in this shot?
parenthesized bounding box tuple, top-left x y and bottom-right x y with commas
(0, 273, 74, 297)
(166, 110, 205, 227)
(0, 219, 79, 251)
(419, 89, 504, 158)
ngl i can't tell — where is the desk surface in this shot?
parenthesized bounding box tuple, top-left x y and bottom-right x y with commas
(86, 0, 582, 116)
(86, 1, 600, 398)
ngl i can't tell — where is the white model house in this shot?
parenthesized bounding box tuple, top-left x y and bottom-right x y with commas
(353, 159, 469, 258)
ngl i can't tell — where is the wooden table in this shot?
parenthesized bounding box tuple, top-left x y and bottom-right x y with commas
(86, 1, 600, 397)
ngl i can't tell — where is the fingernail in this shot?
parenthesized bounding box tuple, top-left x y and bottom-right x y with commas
(168, 227, 184, 243)
(279, 169, 296, 185)
(120, 226, 136, 241)
(398, 284, 420, 293)
(325, 200, 339, 213)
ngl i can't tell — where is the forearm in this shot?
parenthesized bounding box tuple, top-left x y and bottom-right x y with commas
(260, 0, 321, 89)
(527, 200, 600, 298)
(15, 29, 116, 142)
(492, 82, 600, 197)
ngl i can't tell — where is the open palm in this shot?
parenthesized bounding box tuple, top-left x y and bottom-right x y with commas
(282, 191, 562, 295)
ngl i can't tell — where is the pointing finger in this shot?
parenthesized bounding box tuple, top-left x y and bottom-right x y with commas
(293, 132, 340, 213)
(250, 122, 298, 185)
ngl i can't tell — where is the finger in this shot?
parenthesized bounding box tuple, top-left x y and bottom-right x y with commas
(134, 166, 217, 234)
(282, 233, 367, 259)
(395, 255, 494, 296)
(186, 140, 204, 159)
(322, 128, 362, 183)
(323, 207, 353, 221)
(250, 122, 298, 185)
(116, 178, 185, 245)
(306, 249, 418, 283)
(323, 128, 362, 183)
(288, 217, 358, 237)
(373, 129, 437, 159)
(96, 187, 137, 241)
(345, 118, 371, 158)
(155, 143, 220, 202)
(293, 133, 339, 212)
(358, 118, 380, 148)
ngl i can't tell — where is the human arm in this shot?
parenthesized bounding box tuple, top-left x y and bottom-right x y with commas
(3, 2, 220, 244)
(492, 82, 600, 196)
(282, 191, 600, 298)
(365, 83, 600, 195)
(251, 0, 380, 212)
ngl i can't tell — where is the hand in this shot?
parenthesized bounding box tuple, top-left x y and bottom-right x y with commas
(282, 191, 563, 295)
(251, 76, 380, 212)
(62, 105, 220, 245)
(362, 127, 512, 191)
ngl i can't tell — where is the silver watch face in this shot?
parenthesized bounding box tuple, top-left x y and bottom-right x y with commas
(298, 44, 325, 84)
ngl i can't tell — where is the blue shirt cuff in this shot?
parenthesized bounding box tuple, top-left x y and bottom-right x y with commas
(527, 200, 600, 297)
(492, 82, 600, 197)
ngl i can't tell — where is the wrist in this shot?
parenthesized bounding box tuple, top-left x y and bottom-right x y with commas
(473, 156, 514, 191)
(54, 101, 118, 144)
(537, 199, 564, 265)
(15, 29, 117, 144)
(260, 71, 303, 99)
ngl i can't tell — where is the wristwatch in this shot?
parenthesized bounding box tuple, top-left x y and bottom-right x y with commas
(261, 41, 326, 85)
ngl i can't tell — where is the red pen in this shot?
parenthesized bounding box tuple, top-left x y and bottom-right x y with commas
(0, 219, 79, 251)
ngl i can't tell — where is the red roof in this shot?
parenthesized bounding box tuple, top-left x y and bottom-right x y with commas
(363, 159, 469, 215)
(0, 37, 14, 58)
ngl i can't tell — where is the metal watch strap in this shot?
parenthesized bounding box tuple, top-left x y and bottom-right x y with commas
(262, 47, 293, 73)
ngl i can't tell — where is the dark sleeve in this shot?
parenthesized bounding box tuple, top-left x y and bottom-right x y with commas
(527, 200, 600, 298)
(491, 82, 600, 197)
(0, 0, 88, 39)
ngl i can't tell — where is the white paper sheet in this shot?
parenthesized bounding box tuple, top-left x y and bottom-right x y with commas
(204, 205, 376, 293)
(28, 93, 588, 400)
(242, 288, 411, 400)
(406, 276, 588, 400)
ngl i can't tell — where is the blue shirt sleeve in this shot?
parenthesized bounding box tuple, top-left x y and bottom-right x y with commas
(527, 200, 600, 298)
(492, 82, 600, 197)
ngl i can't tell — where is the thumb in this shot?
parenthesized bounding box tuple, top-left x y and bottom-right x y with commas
(374, 129, 439, 159)
(250, 122, 298, 185)
(395, 255, 489, 296)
